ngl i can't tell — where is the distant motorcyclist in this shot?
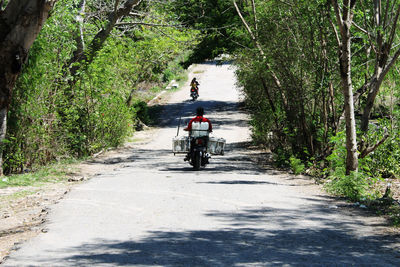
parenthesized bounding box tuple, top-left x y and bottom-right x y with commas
(190, 77, 200, 96)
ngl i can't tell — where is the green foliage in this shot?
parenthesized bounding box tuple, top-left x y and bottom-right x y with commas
(272, 148, 290, 168)
(167, 0, 242, 64)
(235, 1, 335, 162)
(289, 156, 305, 175)
(3, 0, 195, 174)
(132, 100, 150, 125)
(325, 132, 373, 201)
(325, 170, 370, 201)
(360, 120, 400, 179)
(325, 131, 383, 201)
(325, 131, 347, 172)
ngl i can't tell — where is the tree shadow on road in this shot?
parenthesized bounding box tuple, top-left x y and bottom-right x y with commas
(79, 139, 286, 178)
(59, 204, 400, 266)
(148, 100, 245, 128)
(197, 180, 273, 185)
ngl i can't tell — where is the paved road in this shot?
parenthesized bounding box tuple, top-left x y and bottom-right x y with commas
(3, 63, 400, 266)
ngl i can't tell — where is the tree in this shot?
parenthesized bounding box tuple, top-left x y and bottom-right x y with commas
(330, 0, 400, 173)
(0, 0, 58, 175)
(63, 0, 143, 85)
(349, 0, 399, 160)
(357, 0, 400, 133)
(330, 0, 359, 174)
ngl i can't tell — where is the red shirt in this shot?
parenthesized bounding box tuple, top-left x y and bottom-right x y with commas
(184, 116, 212, 132)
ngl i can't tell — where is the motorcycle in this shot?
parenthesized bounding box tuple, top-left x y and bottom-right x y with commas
(190, 87, 199, 101)
(185, 136, 210, 170)
(172, 118, 225, 171)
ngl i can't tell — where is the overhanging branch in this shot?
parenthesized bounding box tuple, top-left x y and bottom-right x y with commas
(360, 128, 389, 158)
(116, 22, 186, 28)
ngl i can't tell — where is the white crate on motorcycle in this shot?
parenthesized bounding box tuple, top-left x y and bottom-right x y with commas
(191, 121, 210, 137)
(172, 136, 190, 153)
(207, 137, 226, 155)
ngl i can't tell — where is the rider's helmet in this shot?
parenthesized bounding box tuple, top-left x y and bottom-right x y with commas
(196, 106, 204, 116)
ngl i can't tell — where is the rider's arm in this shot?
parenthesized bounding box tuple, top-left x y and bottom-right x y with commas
(206, 118, 212, 132)
(184, 118, 194, 131)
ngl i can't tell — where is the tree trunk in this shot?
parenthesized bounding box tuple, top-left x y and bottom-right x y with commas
(0, 107, 7, 175)
(340, 36, 358, 174)
(360, 76, 380, 132)
(0, 0, 57, 175)
(332, 0, 358, 174)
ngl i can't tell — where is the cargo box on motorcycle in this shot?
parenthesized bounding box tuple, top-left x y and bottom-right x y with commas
(207, 137, 226, 155)
(172, 135, 226, 155)
(172, 136, 190, 153)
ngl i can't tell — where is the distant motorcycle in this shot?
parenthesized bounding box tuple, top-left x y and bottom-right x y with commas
(190, 87, 199, 101)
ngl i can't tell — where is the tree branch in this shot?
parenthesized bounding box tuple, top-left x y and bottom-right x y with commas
(114, 0, 120, 13)
(251, 0, 258, 36)
(116, 22, 186, 28)
(352, 21, 368, 34)
(329, 17, 341, 48)
(387, 4, 400, 49)
(381, 46, 400, 79)
(383, 0, 391, 29)
(232, 0, 264, 56)
(360, 128, 389, 158)
(342, 0, 350, 25)
(129, 11, 145, 17)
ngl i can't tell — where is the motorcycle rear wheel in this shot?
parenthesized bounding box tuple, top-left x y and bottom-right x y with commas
(193, 151, 201, 171)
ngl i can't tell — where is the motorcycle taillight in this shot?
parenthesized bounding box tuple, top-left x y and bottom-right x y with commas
(196, 139, 203, 145)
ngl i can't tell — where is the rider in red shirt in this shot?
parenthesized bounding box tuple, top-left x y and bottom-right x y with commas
(184, 107, 212, 133)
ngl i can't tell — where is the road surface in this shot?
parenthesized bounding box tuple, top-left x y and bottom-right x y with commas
(3, 62, 400, 266)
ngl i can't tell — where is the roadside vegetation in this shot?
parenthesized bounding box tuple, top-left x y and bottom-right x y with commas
(0, 0, 197, 183)
(0, 160, 77, 188)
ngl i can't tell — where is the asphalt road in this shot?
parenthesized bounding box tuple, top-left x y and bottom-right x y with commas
(3, 62, 400, 266)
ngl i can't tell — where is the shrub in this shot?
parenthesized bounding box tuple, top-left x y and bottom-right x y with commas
(325, 169, 369, 201)
(132, 100, 150, 125)
(290, 156, 305, 175)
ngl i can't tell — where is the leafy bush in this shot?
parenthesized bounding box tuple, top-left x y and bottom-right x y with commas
(325, 169, 369, 201)
(325, 131, 347, 173)
(360, 119, 400, 178)
(272, 147, 290, 168)
(324, 131, 381, 201)
(290, 156, 305, 175)
(132, 100, 150, 125)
